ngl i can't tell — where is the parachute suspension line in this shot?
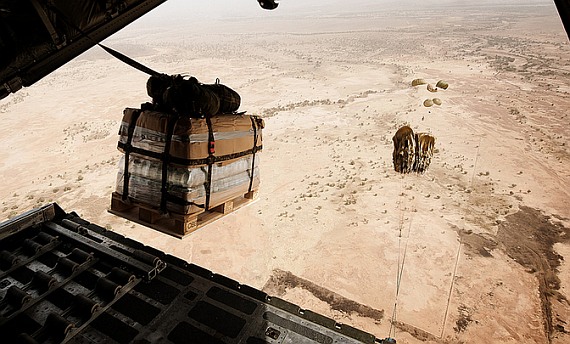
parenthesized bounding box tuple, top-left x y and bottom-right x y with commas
(441, 237, 462, 339)
(388, 177, 404, 338)
(388, 177, 414, 339)
(440, 136, 482, 338)
(388, 231, 401, 338)
(397, 176, 406, 237)
(388, 218, 413, 339)
(468, 137, 483, 191)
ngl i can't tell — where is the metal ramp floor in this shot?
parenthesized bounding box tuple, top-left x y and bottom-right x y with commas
(0, 203, 379, 344)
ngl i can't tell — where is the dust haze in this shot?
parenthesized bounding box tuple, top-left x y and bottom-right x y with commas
(1, 1, 569, 343)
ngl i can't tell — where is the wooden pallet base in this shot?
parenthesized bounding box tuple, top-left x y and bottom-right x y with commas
(108, 190, 258, 238)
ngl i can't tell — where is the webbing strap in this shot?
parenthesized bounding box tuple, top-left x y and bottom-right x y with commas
(97, 44, 161, 76)
(166, 193, 205, 208)
(204, 116, 215, 210)
(159, 114, 179, 213)
(118, 114, 263, 210)
(46, 3, 161, 77)
(117, 142, 262, 166)
(248, 117, 258, 192)
(122, 109, 142, 201)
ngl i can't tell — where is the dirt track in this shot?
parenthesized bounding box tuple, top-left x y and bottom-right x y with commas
(457, 206, 570, 341)
(497, 207, 569, 341)
(263, 269, 385, 322)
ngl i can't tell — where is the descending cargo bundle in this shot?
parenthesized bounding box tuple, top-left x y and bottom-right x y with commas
(111, 104, 263, 237)
(392, 125, 435, 174)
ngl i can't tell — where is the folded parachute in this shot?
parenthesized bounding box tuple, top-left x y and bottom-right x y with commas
(147, 74, 241, 117)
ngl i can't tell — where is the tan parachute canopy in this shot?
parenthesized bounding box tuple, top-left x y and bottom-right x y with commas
(436, 80, 449, 90)
(411, 78, 427, 86)
(423, 99, 434, 107)
(432, 98, 442, 105)
(427, 84, 437, 92)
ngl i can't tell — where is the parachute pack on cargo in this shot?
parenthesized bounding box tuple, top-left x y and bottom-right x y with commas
(146, 74, 241, 117)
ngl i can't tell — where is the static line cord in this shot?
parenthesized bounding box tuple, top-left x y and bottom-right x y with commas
(46, 3, 162, 77)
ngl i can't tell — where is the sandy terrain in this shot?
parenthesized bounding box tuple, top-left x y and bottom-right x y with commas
(1, 2, 569, 343)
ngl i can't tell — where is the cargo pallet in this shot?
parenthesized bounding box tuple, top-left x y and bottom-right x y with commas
(108, 190, 258, 238)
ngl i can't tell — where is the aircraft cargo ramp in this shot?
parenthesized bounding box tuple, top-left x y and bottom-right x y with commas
(0, 203, 379, 344)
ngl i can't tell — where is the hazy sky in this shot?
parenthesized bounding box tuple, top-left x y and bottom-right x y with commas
(136, 0, 551, 22)
(111, 0, 559, 39)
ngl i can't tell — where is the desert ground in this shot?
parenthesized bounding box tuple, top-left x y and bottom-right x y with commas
(1, 1, 570, 343)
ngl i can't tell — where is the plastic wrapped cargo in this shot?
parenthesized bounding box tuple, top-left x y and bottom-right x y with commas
(117, 154, 258, 188)
(115, 107, 262, 215)
(115, 166, 260, 214)
(118, 108, 263, 165)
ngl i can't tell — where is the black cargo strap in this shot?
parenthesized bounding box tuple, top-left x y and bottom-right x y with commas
(117, 114, 263, 211)
(166, 193, 206, 208)
(159, 114, 179, 213)
(248, 117, 258, 193)
(122, 109, 142, 201)
(117, 142, 262, 166)
(204, 116, 215, 210)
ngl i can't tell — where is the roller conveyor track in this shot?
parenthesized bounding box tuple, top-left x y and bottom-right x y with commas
(0, 203, 379, 344)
